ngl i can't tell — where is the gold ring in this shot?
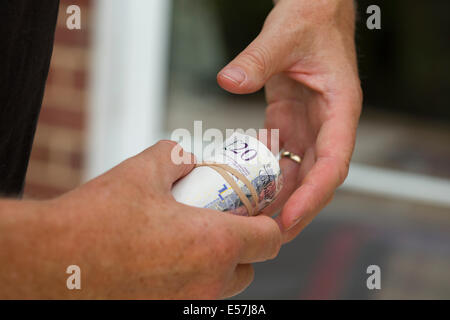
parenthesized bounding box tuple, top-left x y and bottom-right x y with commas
(281, 151, 302, 164)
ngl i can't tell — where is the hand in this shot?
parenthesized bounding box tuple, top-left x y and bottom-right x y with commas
(217, 0, 362, 243)
(0, 141, 281, 299)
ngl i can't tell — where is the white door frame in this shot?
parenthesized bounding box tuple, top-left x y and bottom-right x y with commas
(86, 0, 172, 180)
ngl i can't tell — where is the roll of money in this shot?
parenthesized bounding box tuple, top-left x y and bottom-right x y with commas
(171, 132, 282, 216)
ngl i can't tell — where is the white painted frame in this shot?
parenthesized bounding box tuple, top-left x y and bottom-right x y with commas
(342, 163, 450, 209)
(86, 0, 172, 180)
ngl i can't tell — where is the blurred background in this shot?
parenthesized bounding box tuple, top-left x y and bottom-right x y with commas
(24, 0, 450, 299)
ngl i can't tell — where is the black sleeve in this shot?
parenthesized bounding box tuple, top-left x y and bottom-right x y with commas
(0, 0, 60, 197)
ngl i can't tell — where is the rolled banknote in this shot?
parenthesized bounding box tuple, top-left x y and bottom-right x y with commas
(171, 132, 282, 216)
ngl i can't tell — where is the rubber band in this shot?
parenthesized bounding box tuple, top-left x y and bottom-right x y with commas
(195, 162, 259, 216)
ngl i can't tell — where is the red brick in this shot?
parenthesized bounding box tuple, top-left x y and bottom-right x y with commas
(39, 107, 84, 130)
(73, 69, 87, 90)
(24, 0, 90, 200)
(70, 152, 83, 169)
(29, 146, 50, 163)
(54, 27, 89, 48)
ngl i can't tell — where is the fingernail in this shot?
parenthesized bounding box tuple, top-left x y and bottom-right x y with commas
(219, 67, 247, 85)
(287, 217, 303, 231)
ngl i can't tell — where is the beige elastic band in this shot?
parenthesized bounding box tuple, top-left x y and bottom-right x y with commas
(195, 162, 259, 216)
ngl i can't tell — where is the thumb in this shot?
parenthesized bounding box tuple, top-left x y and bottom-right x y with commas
(138, 140, 196, 190)
(217, 25, 292, 94)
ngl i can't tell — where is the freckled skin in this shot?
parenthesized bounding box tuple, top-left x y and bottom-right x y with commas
(0, 141, 281, 299)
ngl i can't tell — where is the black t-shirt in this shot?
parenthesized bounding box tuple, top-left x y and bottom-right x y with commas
(0, 0, 59, 197)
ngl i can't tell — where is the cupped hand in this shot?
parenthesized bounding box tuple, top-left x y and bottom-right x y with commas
(217, 0, 362, 242)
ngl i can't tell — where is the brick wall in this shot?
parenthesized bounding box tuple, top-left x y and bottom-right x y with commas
(24, 0, 91, 199)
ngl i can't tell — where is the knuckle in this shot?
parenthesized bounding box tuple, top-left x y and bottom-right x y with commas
(156, 139, 179, 148)
(152, 140, 181, 160)
(139, 140, 179, 164)
(143, 140, 177, 158)
(242, 45, 271, 76)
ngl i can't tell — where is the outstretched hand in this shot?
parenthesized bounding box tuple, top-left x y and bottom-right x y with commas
(217, 0, 362, 242)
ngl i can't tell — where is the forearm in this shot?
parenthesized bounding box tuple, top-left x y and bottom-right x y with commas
(0, 198, 80, 298)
